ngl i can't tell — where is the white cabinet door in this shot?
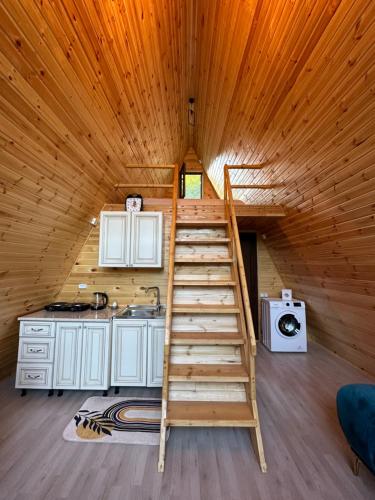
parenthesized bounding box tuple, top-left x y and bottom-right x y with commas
(99, 212, 130, 267)
(53, 322, 82, 389)
(130, 212, 163, 267)
(147, 320, 165, 387)
(81, 323, 110, 390)
(111, 321, 147, 386)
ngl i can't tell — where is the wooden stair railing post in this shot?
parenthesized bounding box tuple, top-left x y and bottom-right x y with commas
(224, 165, 267, 473)
(158, 163, 179, 473)
(225, 166, 257, 356)
(224, 171, 250, 369)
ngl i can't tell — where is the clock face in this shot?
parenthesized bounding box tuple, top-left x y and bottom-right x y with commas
(126, 198, 142, 212)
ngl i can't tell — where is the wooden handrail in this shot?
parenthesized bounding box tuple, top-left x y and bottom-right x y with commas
(226, 164, 267, 170)
(125, 163, 176, 169)
(224, 165, 257, 356)
(158, 163, 179, 472)
(115, 163, 176, 190)
(115, 183, 174, 189)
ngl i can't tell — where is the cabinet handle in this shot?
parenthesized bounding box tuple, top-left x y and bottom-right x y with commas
(31, 328, 43, 332)
(28, 348, 44, 353)
(26, 374, 41, 380)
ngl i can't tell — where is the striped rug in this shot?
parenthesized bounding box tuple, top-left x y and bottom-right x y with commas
(63, 397, 167, 445)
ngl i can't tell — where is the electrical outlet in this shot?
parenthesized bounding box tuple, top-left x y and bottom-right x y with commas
(78, 283, 87, 289)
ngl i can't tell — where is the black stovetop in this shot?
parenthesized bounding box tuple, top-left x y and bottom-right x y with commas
(44, 302, 91, 312)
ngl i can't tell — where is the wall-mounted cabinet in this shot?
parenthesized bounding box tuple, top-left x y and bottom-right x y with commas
(99, 211, 163, 268)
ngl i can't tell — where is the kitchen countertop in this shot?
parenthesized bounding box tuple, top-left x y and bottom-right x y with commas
(18, 308, 117, 322)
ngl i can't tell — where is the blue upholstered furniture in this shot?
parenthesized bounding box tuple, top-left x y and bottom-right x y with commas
(336, 384, 375, 475)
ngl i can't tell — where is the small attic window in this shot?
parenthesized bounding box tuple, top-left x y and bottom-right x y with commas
(184, 173, 202, 199)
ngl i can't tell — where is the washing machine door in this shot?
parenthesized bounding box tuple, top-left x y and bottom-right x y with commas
(277, 313, 301, 338)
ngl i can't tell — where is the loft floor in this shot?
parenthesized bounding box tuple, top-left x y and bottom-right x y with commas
(0, 342, 374, 500)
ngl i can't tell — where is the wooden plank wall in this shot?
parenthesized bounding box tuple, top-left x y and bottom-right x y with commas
(0, 159, 113, 378)
(257, 239, 285, 299)
(58, 201, 172, 306)
(0, 0, 188, 378)
(209, 2, 375, 376)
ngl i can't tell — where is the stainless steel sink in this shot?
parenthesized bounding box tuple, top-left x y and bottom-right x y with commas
(115, 304, 166, 319)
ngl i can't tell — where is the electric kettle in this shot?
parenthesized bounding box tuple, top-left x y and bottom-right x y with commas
(91, 292, 108, 310)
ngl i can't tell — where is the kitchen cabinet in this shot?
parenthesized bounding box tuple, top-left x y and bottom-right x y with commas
(111, 320, 147, 386)
(80, 323, 111, 389)
(112, 319, 165, 388)
(147, 319, 165, 387)
(16, 321, 55, 390)
(16, 313, 164, 393)
(99, 211, 131, 267)
(99, 211, 163, 268)
(130, 212, 163, 267)
(53, 322, 83, 389)
(54, 322, 111, 390)
(16, 318, 111, 392)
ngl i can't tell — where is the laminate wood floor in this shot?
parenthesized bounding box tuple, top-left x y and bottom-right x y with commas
(0, 342, 374, 500)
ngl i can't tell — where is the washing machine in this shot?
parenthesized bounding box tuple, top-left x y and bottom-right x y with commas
(261, 298, 307, 352)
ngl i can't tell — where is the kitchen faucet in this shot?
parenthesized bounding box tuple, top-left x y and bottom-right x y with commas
(144, 286, 161, 312)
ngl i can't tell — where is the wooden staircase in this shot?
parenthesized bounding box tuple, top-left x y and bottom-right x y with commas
(158, 165, 267, 472)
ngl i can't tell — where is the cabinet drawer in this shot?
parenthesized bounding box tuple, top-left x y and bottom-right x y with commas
(18, 338, 55, 363)
(20, 321, 55, 337)
(16, 364, 53, 389)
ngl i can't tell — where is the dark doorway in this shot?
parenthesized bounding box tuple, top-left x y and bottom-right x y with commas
(239, 232, 259, 339)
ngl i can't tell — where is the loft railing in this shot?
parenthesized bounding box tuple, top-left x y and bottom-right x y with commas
(114, 163, 177, 192)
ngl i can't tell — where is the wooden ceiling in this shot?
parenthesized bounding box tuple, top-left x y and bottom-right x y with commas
(1, 0, 374, 376)
(2, 0, 363, 195)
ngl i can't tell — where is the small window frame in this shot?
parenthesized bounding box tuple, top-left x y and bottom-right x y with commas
(182, 172, 203, 199)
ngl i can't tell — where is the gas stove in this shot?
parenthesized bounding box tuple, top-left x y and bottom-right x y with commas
(44, 302, 91, 312)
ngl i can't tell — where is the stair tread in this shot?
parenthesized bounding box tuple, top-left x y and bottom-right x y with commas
(166, 401, 256, 427)
(175, 238, 230, 244)
(176, 220, 228, 227)
(173, 280, 236, 286)
(172, 304, 240, 314)
(171, 332, 244, 345)
(175, 256, 233, 263)
(168, 363, 249, 382)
